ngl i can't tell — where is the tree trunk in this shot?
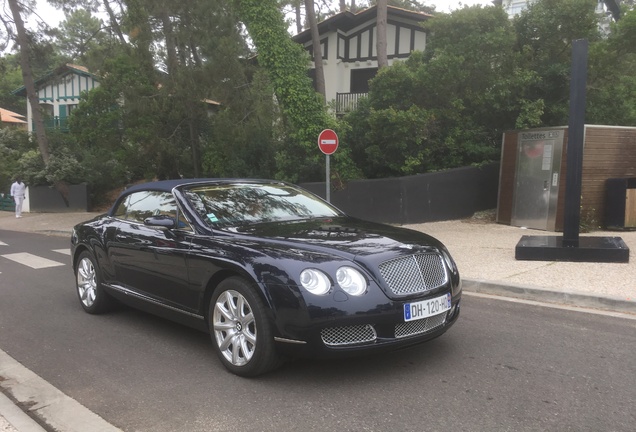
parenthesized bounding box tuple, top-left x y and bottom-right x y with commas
(7, 0, 50, 164)
(376, 0, 388, 69)
(294, 1, 303, 34)
(160, 11, 179, 78)
(339, 0, 347, 12)
(304, 0, 326, 101)
(102, 0, 127, 45)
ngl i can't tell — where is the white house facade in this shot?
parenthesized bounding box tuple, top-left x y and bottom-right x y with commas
(293, 6, 430, 115)
(13, 64, 100, 133)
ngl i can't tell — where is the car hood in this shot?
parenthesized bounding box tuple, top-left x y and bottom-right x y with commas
(226, 217, 444, 259)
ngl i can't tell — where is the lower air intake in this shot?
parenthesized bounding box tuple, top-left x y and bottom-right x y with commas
(321, 325, 377, 346)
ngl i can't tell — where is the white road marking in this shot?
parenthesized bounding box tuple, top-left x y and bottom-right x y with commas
(1, 253, 65, 269)
(0, 241, 7, 246)
(52, 249, 71, 256)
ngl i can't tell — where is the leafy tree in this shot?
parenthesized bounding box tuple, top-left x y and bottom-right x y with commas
(48, 7, 122, 73)
(0, 54, 26, 113)
(585, 6, 636, 125)
(67, 0, 284, 193)
(0, 127, 32, 192)
(235, 0, 360, 183)
(347, 5, 520, 177)
(7, 0, 52, 164)
(513, 0, 601, 126)
(345, 0, 636, 178)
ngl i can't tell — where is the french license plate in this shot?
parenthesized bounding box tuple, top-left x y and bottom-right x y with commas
(404, 293, 451, 322)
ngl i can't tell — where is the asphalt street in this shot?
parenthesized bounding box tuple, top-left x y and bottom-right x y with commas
(1, 229, 635, 431)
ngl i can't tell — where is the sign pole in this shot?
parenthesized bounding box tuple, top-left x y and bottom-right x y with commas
(317, 129, 339, 204)
(326, 154, 330, 202)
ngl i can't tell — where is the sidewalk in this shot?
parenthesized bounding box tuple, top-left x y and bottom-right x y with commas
(1, 209, 635, 432)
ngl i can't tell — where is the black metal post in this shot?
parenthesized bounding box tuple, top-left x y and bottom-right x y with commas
(562, 39, 588, 247)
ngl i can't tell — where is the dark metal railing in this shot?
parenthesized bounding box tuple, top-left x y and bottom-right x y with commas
(32, 116, 70, 132)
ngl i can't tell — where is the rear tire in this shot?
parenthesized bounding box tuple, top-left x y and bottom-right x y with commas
(209, 277, 282, 377)
(75, 251, 114, 314)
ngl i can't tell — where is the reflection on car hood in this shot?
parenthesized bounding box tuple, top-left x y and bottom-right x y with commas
(229, 217, 442, 258)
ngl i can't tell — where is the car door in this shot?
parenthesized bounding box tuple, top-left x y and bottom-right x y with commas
(108, 190, 198, 311)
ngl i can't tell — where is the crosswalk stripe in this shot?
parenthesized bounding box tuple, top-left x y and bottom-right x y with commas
(53, 249, 71, 256)
(1, 253, 65, 269)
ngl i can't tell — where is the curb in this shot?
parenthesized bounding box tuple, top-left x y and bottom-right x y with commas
(0, 392, 45, 432)
(0, 350, 122, 432)
(463, 278, 636, 316)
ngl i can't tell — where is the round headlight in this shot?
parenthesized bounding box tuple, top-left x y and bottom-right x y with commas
(300, 269, 331, 295)
(336, 266, 367, 296)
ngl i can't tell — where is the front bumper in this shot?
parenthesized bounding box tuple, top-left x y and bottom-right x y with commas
(273, 293, 461, 358)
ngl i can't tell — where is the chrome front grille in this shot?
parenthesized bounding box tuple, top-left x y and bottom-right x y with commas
(395, 312, 447, 338)
(378, 253, 448, 296)
(321, 325, 377, 347)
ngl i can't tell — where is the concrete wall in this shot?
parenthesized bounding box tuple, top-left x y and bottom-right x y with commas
(301, 163, 499, 224)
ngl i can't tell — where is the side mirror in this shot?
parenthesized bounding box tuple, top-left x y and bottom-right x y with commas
(144, 215, 176, 229)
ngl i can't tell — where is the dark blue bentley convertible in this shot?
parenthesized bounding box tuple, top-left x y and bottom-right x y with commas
(71, 179, 461, 376)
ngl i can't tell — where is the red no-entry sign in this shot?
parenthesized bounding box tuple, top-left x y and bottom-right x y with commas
(318, 129, 339, 155)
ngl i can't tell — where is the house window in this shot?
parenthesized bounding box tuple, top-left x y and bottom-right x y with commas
(41, 103, 54, 117)
(350, 68, 378, 93)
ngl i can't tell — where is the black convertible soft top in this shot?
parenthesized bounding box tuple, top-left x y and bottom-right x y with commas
(120, 178, 279, 194)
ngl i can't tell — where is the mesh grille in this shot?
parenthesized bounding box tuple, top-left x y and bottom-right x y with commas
(378, 253, 448, 296)
(395, 312, 447, 338)
(321, 325, 377, 347)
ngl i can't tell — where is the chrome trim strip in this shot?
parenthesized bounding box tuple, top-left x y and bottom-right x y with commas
(274, 337, 307, 345)
(105, 284, 204, 320)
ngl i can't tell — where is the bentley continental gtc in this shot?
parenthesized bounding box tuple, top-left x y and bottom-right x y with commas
(71, 179, 461, 376)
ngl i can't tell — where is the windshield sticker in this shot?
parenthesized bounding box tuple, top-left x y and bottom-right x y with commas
(207, 213, 219, 222)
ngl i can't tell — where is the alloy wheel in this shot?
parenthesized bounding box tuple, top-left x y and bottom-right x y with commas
(77, 257, 97, 308)
(212, 289, 257, 367)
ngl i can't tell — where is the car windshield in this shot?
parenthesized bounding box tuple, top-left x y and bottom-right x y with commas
(183, 183, 342, 227)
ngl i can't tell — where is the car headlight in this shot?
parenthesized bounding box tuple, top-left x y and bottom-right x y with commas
(336, 266, 367, 296)
(300, 269, 331, 295)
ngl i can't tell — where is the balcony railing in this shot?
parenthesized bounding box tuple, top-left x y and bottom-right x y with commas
(32, 116, 69, 132)
(335, 92, 367, 115)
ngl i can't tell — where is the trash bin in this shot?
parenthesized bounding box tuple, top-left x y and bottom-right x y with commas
(605, 177, 636, 230)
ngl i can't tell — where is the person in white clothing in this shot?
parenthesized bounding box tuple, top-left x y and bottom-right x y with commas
(10, 177, 26, 218)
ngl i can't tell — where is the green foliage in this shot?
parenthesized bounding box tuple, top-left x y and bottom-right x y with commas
(202, 70, 277, 178)
(344, 0, 636, 178)
(0, 54, 27, 113)
(586, 7, 636, 125)
(9, 130, 85, 187)
(513, 0, 601, 126)
(0, 128, 32, 192)
(346, 6, 513, 177)
(235, 0, 356, 183)
(6, 0, 636, 201)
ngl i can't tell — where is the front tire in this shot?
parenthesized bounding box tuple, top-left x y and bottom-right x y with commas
(75, 251, 113, 314)
(209, 277, 282, 377)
